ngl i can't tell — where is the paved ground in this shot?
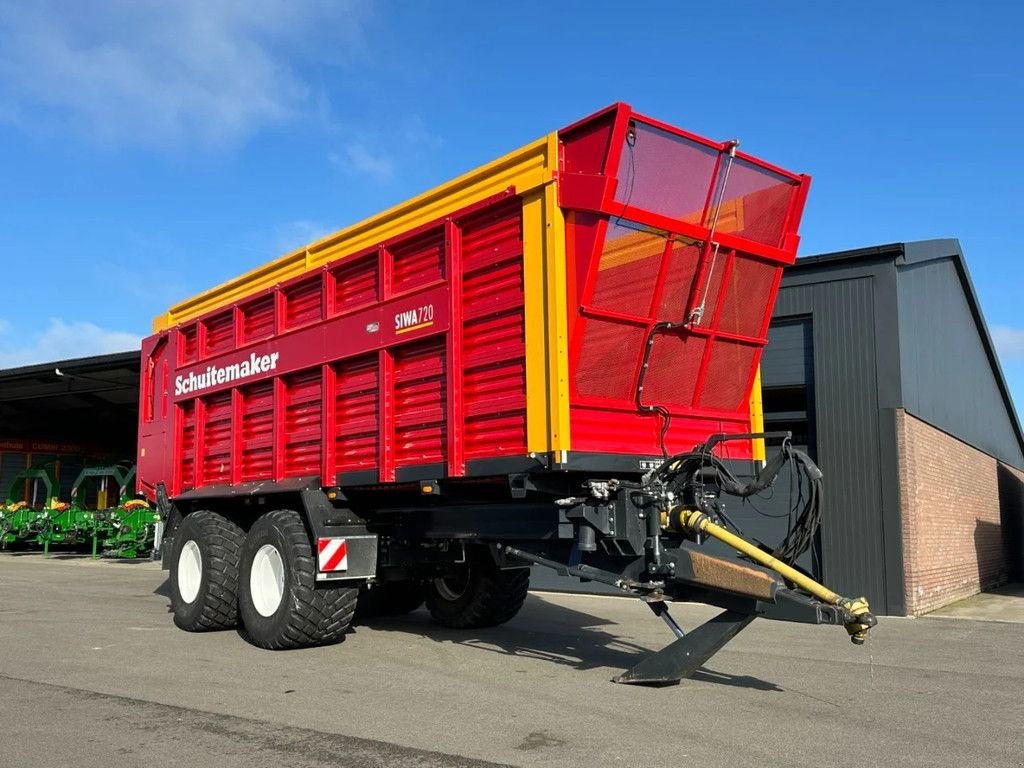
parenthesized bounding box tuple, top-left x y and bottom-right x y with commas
(928, 583, 1024, 623)
(1, 554, 1022, 768)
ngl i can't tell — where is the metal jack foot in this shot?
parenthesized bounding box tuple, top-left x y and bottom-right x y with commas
(614, 609, 755, 685)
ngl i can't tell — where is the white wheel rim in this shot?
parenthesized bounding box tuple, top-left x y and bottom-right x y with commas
(250, 544, 285, 617)
(434, 567, 471, 602)
(177, 540, 202, 604)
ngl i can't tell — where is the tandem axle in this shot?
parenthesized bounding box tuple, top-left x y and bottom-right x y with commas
(157, 436, 875, 685)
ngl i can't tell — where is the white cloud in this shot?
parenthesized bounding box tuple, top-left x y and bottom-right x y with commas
(328, 115, 441, 184)
(273, 219, 333, 252)
(992, 325, 1024, 361)
(0, 318, 141, 368)
(0, 0, 371, 149)
(332, 144, 395, 183)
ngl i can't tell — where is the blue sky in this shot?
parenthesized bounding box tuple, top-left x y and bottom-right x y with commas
(1, 0, 1022, 411)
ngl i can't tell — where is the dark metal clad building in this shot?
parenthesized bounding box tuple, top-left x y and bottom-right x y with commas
(762, 240, 1024, 615)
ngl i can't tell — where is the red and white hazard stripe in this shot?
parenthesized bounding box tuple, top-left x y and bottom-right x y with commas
(317, 537, 348, 573)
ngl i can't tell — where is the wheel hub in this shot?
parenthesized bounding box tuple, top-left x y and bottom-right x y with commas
(177, 539, 202, 604)
(250, 543, 286, 617)
(433, 568, 470, 602)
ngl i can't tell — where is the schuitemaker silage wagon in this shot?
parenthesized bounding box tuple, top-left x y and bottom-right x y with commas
(140, 103, 874, 683)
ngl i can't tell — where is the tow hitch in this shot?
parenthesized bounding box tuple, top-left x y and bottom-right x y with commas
(507, 434, 878, 685)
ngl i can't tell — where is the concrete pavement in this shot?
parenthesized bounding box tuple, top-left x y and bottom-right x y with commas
(1, 554, 1022, 768)
(927, 583, 1024, 623)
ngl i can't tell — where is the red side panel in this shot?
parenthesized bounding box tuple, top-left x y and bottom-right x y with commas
(460, 202, 527, 461)
(137, 334, 172, 498)
(140, 192, 526, 497)
(394, 338, 447, 469)
(283, 277, 323, 331)
(179, 400, 196, 491)
(204, 312, 234, 358)
(239, 381, 273, 482)
(331, 254, 378, 311)
(334, 354, 379, 473)
(560, 106, 618, 175)
(282, 368, 322, 478)
(180, 324, 199, 365)
(202, 391, 232, 485)
(393, 233, 445, 293)
(241, 296, 275, 344)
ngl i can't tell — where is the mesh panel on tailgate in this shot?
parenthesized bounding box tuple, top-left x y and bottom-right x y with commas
(715, 256, 778, 338)
(699, 340, 758, 411)
(615, 123, 717, 221)
(571, 118, 802, 427)
(715, 159, 797, 247)
(575, 318, 646, 400)
(591, 222, 667, 315)
(655, 241, 701, 322)
(642, 332, 706, 408)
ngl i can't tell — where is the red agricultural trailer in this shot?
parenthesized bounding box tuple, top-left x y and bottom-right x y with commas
(141, 103, 875, 683)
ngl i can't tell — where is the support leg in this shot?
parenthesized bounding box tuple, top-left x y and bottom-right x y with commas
(647, 601, 685, 639)
(614, 609, 755, 685)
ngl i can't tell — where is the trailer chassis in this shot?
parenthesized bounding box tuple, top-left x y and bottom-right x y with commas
(156, 435, 875, 685)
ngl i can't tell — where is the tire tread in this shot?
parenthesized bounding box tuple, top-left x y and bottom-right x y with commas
(244, 509, 358, 650)
(426, 554, 529, 629)
(172, 510, 244, 632)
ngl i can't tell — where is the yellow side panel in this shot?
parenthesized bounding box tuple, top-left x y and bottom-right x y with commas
(544, 163, 571, 454)
(523, 134, 570, 454)
(522, 193, 547, 450)
(749, 367, 766, 462)
(155, 136, 556, 331)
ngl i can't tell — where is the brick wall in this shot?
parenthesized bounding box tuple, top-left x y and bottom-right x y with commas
(897, 409, 1023, 614)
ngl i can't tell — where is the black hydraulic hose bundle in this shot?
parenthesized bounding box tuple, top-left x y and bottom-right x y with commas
(649, 440, 823, 565)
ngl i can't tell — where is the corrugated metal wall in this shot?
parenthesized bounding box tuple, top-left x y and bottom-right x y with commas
(761, 319, 814, 388)
(772, 273, 896, 613)
(745, 317, 818, 575)
(897, 256, 1024, 469)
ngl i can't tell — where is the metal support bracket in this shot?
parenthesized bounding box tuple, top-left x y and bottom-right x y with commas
(614, 609, 755, 685)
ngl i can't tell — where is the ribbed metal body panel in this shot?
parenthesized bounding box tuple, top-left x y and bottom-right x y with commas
(714, 318, 817, 574)
(770, 274, 893, 612)
(145, 197, 526, 493)
(897, 255, 1024, 468)
(760, 318, 813, 388)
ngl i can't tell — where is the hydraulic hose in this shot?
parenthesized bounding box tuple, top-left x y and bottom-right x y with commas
(669, 506, 877, 643)
(655, 441, 823, 565)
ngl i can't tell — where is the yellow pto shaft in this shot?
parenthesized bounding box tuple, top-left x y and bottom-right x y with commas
(669, 507, 875, 643)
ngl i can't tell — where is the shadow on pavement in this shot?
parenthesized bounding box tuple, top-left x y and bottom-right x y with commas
(144, 576, 782, 691)
(0, 551, 152, 564)
(2, 552, 92, 559)
(154, 576, 172, 599)
(358, 594, 782, 691)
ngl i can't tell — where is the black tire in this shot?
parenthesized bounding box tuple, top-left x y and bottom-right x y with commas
(425, 550, 530, 629)
(238, 509, 358, 650)
(355, 580, 425, 619)
(169, 510, 245, 632)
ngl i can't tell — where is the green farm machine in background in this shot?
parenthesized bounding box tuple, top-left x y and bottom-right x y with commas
(0, 463, 158, 558)
(0, 467, 58, 547)
(72, 465, 160, 558)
